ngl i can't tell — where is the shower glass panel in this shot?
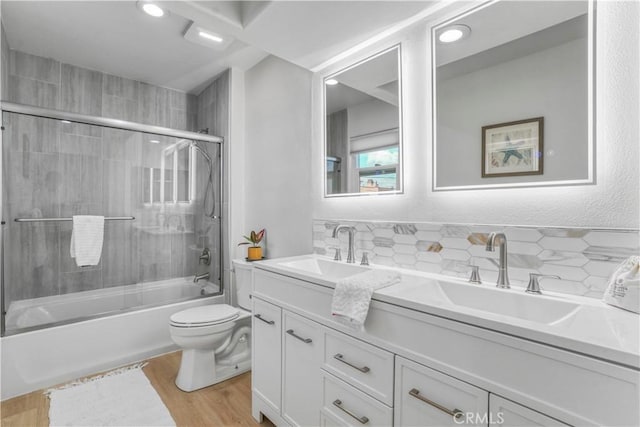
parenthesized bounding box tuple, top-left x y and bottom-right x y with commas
(1, 111, 222, 335)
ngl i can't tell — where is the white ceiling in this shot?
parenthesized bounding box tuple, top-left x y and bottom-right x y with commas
(1, 0, 434, 94)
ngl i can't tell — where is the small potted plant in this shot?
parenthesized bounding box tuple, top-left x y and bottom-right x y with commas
(238, 228, 265, 261)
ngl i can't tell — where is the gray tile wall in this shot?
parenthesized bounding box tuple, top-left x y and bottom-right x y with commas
(6, 50, 196, 129)
(2, 49, 227, 308)
(194, 70, 229, 289)
(1, 23, 9, 99)
(313, 219, 640, 299)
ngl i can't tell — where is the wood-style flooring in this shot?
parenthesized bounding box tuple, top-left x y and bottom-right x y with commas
(0, 351, 276, 427)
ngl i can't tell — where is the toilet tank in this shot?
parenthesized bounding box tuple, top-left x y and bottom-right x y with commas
(232, 259, 253, 310)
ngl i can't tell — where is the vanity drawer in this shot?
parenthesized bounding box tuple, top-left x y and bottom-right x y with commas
(322, 371, 393, 427)
(395, 356, 488, 427)
(323, 328, 394, 405)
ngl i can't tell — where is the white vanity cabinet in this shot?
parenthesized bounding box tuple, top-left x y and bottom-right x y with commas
(489, 395, 569, 427)
(252, 266, 640, 427)
(252, 297, 282, 422)
(282, 310, 324, 427)
(394, 356, 488, 427)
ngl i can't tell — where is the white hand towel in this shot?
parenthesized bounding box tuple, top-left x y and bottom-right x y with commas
(603, 256, 640, 314)
(331, 269, 401, 330)
(70, 216, 105, 267)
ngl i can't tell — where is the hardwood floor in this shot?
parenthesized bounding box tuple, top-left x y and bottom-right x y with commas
(1, 351, 276, 427)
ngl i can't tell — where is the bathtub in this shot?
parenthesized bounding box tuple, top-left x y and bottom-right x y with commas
(5, 277, 220, 331)
(0, 277, 225, 400)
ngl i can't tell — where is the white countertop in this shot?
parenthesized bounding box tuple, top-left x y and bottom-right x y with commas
(255, 254, 640, 369)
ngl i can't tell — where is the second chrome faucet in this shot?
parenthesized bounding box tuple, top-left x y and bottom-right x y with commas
(332, 225, 356, 263)
(486, 232, 510, 289)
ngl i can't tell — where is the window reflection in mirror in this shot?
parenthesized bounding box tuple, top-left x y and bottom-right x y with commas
(433, 1, 594, 190)
(143, 136, 194, 204)
(324, 46, 402, 196)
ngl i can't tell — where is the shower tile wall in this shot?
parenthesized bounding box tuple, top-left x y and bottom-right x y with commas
(196, 70, 229, 285)
(1, 24, 8, 98)
(313, 219, 640, 298)
(1, 48, 226, 307)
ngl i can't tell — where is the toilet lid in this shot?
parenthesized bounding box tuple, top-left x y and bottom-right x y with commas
(170, 304, 239, 327)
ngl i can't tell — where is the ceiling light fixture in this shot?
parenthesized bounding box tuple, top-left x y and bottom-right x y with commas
(183, 22, 233, 51)
(438, 24, 471, 43)
(149, 140, 160, 144)
(61, 120, 72, 124)
(198, 31, 223, 43)
(325, 79, 339, 86)
(137, 1, 165, 18)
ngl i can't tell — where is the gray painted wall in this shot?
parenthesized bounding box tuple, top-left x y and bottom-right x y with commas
(436, 38, 588, 187)
(244, 56, 313, 259)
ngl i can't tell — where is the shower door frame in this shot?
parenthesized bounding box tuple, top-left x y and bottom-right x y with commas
(0, 101, 225, 336)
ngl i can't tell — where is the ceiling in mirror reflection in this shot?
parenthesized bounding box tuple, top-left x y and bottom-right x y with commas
(433, 0, 593, 190)
(324, 46, 402, 197)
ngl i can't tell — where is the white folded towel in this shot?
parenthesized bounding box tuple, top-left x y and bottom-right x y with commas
(70, 215, 105, 267)
(331, 269, 401, 330)
(603, 256, 640, 314)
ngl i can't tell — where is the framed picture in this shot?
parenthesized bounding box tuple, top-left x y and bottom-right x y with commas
(481, 117, 544, 178)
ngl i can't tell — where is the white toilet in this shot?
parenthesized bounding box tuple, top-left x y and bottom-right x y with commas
(169, 259, 254, 392)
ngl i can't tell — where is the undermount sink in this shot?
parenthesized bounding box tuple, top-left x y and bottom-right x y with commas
(277, 257, 369, 281)
(439, 281, 580, 325)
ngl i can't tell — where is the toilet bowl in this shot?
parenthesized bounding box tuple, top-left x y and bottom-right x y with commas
(169, 260, 254, 392)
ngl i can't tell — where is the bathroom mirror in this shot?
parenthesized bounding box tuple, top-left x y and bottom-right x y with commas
(433, 0, 594, 190)
(324, 46, 403, 196)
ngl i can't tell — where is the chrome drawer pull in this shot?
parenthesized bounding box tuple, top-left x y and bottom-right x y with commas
(286, 329, 312, 343)
(332, 399, 369, 424)
(409, 388, 464, 420)
(254, 314, 275, 325)
(334, 354, 370, 373)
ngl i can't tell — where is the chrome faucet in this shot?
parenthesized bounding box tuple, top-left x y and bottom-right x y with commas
(332, 225, 356, 263)
(485, 232, 510, 289)
(193, 272, 210, 283)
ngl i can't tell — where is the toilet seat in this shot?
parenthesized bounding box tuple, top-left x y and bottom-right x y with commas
(170, 304, 239, 328)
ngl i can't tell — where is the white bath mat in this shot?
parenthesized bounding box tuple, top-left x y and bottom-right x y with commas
(46, 363, 176, 427)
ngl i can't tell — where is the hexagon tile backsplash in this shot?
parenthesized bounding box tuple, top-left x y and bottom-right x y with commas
(312, 219, 640, 299)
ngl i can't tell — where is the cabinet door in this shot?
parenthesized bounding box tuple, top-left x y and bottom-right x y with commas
(282, 310, 324, 427)
(395, 356, 489, 427)
(490, 395, 569, 427)
(252, 297, 282, 413)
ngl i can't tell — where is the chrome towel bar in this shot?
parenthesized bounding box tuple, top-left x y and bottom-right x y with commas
(14, 216, 135, 223)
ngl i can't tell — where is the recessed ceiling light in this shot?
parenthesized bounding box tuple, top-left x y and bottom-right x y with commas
(326, 79, 339, 86)
(137, 1, 165, 18)
(150, 140, 160, 144)
(61, 120, 71, 124)
(438, 24, 471, 43)
(198, 31, 223, 43)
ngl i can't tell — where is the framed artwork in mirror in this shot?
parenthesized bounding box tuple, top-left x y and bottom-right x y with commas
(432, 0, 594, 190)
(482, 117, 543, 178)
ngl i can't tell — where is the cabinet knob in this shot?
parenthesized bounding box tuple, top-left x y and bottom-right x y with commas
(254, 314, 275, 325)
(334, 353, 370, 373)
(333, 399, 370, 424)
(286, 329, 312, 344)
(409, 388, 464, 420)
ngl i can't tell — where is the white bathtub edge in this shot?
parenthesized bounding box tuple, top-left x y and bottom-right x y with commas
(0, 295, 223, 400)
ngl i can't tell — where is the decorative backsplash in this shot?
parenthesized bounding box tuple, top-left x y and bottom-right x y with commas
(312, 219, 640, 299)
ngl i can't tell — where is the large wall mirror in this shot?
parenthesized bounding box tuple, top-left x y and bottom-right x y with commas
(324, 46, 402, 196)
(433, 1, 594, 190)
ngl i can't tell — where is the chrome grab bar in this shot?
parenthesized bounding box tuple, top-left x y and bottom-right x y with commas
(286, 329, 312, 344)
(15, 216, 135, 223)
(332, 399, 369, 424)
(254, 314, 275, 325)
(334, 354, 370, 373)
(409, 388, 464, 420)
